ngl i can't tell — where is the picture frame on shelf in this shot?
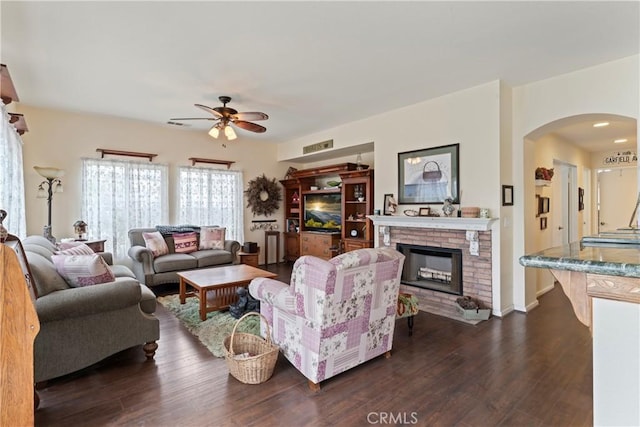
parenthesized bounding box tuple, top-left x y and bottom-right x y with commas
(286, 218, 299, 233)
(383, 194, 397, 215)
(397, 144, 460, 204)
(418, 207, 431, 216)
(540, 217, 547, 230)
(502, 185, 514, 206)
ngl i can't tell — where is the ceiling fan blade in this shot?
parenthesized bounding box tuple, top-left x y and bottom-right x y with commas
(232, 112, 269, 121)
(233, 120, 267, 133)
(195, 104, 223, 118)
(169, 117, 217, 121)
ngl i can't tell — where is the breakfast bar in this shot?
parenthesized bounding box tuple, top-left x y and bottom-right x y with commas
(520, 235, 640, 426)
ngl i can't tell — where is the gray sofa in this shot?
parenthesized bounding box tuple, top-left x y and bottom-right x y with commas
(19, 235, 159, 385)
(128, 227, 241, 287)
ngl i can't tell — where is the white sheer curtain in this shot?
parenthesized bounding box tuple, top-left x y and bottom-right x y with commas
(82, 158, 168, 259)
(178, 166, 244, 243)
(0, 104, 26, 238)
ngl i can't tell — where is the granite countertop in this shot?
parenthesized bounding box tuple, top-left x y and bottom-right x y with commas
(519, 240, 640, 278)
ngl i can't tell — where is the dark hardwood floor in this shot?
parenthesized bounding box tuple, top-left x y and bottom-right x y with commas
(34, 263, 593, 426)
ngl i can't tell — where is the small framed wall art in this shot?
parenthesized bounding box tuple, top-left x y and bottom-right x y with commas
(502, 185, 514, 206)
(540, 217, 547, 230)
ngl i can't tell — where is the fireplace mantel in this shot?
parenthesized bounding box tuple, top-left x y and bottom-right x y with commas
(368, 215, 498, 231)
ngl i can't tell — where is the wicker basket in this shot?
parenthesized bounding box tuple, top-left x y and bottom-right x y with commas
(223, 312, 279, 384)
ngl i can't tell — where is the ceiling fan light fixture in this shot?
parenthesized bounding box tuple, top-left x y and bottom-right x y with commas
(208, 126, 220, 139)
(225, 125, 237, 141)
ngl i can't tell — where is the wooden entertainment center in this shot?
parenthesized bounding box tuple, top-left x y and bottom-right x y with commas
(280, 163, 374, 261)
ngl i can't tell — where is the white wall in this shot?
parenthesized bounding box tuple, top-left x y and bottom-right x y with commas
(513, 55, 639, 311)
(279, 81, 508, 313)
(18, 105, 293, 264)
(592, 298, 640, 426)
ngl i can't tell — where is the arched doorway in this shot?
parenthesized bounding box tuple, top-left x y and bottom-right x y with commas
(523, 113, 637, 303)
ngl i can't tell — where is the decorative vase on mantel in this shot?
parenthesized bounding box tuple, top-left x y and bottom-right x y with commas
(0, 209, 8, 243)
(442, 198, 456, 217)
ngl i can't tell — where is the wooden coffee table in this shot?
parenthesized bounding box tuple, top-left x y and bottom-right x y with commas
(177, 264, 277, 321)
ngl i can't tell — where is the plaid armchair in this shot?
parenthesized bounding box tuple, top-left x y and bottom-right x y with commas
(248, 247, 405, 391)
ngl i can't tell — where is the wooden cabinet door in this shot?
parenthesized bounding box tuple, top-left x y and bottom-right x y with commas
(284, 232, 300, 262)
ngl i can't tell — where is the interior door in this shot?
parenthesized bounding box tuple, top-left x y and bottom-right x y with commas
(597, 167, 638, 232)
(552, 162, 577, 247)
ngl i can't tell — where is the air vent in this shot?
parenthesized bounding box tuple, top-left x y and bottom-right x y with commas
(303, 139, 333, 154)
(167, 121, 189, 126)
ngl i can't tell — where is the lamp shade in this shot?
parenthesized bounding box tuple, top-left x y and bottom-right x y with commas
(208, 126, 220, 138)
(225, 125, 237, 140)
(34, 166, 64, 179)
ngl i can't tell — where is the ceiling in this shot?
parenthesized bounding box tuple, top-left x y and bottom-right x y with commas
(1, 1, 638, 150)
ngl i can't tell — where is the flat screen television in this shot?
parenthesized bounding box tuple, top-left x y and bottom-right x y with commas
(303, 193, 342, 232)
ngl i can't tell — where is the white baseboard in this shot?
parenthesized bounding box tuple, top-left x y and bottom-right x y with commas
(536, 283, 555, 297)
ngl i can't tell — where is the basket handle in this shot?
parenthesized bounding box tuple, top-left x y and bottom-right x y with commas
(423, 161, 441, 172)
(229, 311, 272, 356)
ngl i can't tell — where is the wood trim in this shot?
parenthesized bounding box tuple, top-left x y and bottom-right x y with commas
(587, 273, 640, 304)
(290, 162, 365, 179)
(550, 269, 591, 328)
(187, 158, 235, 169)
(96, 149, 157, 162)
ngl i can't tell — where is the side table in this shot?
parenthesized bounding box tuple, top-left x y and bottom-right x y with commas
(75, 239, 107, 253)
(238, 248, 260, 268)
(264, 231, 280, 266)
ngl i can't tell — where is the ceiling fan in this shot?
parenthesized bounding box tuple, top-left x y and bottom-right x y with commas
(170, 96, 268, 141)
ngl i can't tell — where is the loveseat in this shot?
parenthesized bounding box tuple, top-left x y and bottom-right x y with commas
(128, 226, 241, 287)
(16, 235, 159, 386)
(249, 247, 405, 391)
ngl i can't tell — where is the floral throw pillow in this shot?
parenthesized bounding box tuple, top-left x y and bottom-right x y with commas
(56, 242, 94, 255)
(173, 232, 198, 254)
(199, 227, 226, 250)
(51, 254, 116, 287)
(142, 231, 169, 257)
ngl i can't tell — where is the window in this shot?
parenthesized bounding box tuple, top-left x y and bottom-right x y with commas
(0, 104, 26, 238)
(178, 166, 244, 243)
(81, 158, 168, 259)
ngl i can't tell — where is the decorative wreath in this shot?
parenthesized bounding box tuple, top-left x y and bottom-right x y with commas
(245, 174, 282, 217)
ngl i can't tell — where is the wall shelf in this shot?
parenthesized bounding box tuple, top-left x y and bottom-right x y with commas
(535, 179, 552, 187)
(188, 157, 235, 169)
(97, 149, 157, 162)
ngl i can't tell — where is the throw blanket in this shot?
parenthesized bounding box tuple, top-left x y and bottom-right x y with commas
(155, 224, 201, 236)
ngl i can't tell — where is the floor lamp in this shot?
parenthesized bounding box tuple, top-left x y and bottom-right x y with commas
(35, 166, 64, 243)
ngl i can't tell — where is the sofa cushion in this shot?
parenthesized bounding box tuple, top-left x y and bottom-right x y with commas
(153, 253, 198, 273)
(173, 232, 198, 254)
(51, 254, 116, 287)
(142, 231, 169, 257)
(199, 227, 225, 250)
(23, 243, 55, 261)
(25, 252, 70, 296)
(110, 264, 136, 279)
(56, 242, 94, 255)
(23, 235, 57, 252)
(191, 249, 233, 268)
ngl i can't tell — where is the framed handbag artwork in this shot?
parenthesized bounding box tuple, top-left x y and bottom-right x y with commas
(398, 144, 460, 204)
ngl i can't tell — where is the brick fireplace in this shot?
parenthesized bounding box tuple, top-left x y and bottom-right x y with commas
(370, 216, 497, 322)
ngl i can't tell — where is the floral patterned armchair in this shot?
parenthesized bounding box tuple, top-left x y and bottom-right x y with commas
(248, 247, 405, 391)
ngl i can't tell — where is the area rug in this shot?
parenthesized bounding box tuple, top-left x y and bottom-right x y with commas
(157, 294, 261, 357)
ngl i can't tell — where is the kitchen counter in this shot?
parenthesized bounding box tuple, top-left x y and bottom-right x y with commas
(519, 241, 640, 278)
(520, 234, 640, 426)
